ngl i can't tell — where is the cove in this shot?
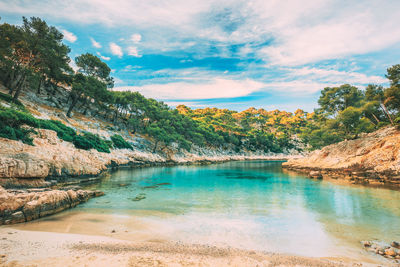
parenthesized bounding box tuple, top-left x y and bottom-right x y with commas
(14, 160, 400, 262)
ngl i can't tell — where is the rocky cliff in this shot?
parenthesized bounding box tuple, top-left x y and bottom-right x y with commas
(283, 126, 400, 187)
(0, 128, 293, 188)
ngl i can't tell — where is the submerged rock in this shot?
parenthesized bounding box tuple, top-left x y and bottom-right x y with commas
(130, 193, 146, 201)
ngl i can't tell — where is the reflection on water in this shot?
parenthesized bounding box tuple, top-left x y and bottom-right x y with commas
(15, 161, 400, 260)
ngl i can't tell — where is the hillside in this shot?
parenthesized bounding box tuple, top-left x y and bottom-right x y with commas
(0, 84, 298, 189)
(283, 126, 400, 187)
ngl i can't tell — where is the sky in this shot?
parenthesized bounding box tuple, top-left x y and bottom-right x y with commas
(1, 0, 400, 112)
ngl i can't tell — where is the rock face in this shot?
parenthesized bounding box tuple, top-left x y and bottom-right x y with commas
(0, 129, 166, 187)
(0, 185, 103, 225)
(283, 127, 400, 187)
(0, 128, 296, 188)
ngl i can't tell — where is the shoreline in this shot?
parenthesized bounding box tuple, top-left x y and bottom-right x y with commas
(2, 161, 399, 266)
(0, 228, 381, 267)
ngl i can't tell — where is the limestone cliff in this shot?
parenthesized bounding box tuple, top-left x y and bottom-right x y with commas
(283, 126, 400, 187)
(0, 128, 293, 188)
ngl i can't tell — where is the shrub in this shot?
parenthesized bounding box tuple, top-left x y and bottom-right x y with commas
(73, 132, 110, 153)
(110, 134, 133, 150)
(72, 135, 93, 150)
(0, 91, 25, 108)
(0, 108, 35, 145)
(38, 119, 76, 142)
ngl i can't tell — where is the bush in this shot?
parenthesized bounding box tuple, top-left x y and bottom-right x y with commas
(72, 135, 93, 150)
(38, 119, 76, 142)
(0, 107, 35, 145)
(0, 124, 34, 145)
(0, 91, 25, 109)
(73, 132, 110, 153)
(110, 134, 133, 150)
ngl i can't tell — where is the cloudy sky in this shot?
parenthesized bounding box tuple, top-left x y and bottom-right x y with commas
(1, 0, 399, 111)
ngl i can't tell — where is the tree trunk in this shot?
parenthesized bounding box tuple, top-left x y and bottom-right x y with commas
(83, 104, 89, 115)
(9, 73, 22, 94)
(37, 78, 43, 94)
(371, 113, 380, 124)
(12, 75, 27, 101)
(381, 103, 394, 125)
(67, 95, 79, 118)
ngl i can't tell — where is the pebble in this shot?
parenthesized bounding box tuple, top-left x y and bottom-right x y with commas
(363, 240, 400, 260)
(385, 248, 397, 257)
(392, 241, 400, 249)
(361, 241, 371, 247)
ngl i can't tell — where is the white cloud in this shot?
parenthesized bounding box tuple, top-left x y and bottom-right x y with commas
(265, 81, 336, 95)
(127, 46, 141, 57)
(69, 59, 78, 72)
(288, 67, 387, 85)
(253, 1, 400, 65)
(114, 78, 265, 100)
(131, 33, 142, 43)
(110, 42, 123, 57)
(90, 37, 101, 48)
(62, 29, 77, 43)
(96, 51, 110, 61)
(4, 1, 400, 65)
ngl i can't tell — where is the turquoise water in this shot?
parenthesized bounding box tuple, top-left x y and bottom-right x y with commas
(70, 160, 400, 258)
(14, 160, 398, 262)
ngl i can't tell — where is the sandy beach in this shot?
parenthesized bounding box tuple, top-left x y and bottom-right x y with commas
(0, 226, 374, 267)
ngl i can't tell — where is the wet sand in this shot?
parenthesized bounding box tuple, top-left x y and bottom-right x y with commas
(0, 227, 371, 267)
(1, 210, 395, 266)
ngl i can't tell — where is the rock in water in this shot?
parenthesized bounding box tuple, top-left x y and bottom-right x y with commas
(391, 241, 400, 249)
(130, 193, 146, 201)
(0, 185, 104, 225)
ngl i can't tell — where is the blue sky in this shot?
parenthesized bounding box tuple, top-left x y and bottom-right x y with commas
(1, 0, 400, 112)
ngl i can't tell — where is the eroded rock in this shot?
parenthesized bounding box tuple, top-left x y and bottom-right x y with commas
(283, 127, 400, 187)
(0, 185, 103, 225)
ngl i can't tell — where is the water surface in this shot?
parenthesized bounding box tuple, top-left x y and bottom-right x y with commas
(15, 161, 400, 262)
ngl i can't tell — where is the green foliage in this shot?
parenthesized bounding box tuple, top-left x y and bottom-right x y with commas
(0, 17, 72, 100)
(318, 84, 364, 115)
(0, 107, 35, 144)
(37, 119, 76, 142)
(73, 132, 110, 153)
(0, 106, 110, 153)
(3, 17, 400, 153)
(0, 91, 25, 108)
(111, 134, 133, 150)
